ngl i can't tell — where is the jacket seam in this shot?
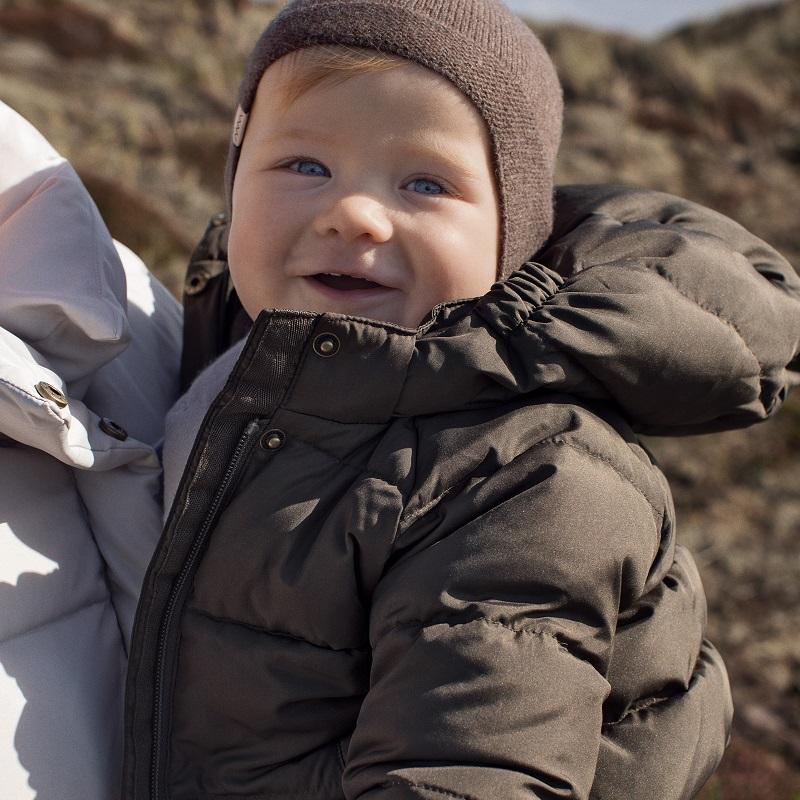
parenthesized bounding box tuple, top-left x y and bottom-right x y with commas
(72, 477, 130, 654)
(194, 791, 341, 799)
(187, 605, 369, 653)
(379, 781, 478, 800)
(0, 595, 109, 645)
(557, 437, 664, 525)
(388, 616, 574, 657)
(278, 406, 389, 429)
(397, 432, 570, 533)
(305, 310, 421, 335)
(0, 159, 64, 229)
(268, 421, 402, 489)
(280, 405, 394, 426)
(387, 420, 422, 549)
(564, 259, 764, 376)
(398, 433, 663, 534)
(2, 162, 123, 339)
(650, 261, 763, 374)
(399, 478, 466, 532)
(602, 689, 682, 728)
(271, 413, 397, 483)
(285, 431, 368, 473)
(336, 737, 347, 771)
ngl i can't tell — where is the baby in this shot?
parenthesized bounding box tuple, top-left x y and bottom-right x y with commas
(123, 1, 800, 799)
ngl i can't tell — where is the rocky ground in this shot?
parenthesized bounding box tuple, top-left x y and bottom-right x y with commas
(651, 410, 800, 797)
(1, 0, 798, 795)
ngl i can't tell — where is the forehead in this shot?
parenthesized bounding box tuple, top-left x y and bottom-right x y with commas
(249, 50, 492, 148)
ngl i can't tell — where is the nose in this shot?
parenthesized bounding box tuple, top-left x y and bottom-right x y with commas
(312, 193, 394, 244)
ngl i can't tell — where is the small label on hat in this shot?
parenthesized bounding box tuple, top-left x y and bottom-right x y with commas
(232, 105, 249, 147)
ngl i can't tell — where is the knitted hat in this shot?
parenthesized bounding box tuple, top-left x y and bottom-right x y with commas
(224, 0, 563, 279)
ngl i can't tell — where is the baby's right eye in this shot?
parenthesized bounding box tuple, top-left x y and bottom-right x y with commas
(287, 159, 329, 177)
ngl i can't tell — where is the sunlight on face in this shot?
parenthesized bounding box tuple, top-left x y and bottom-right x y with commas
(228, 50, 501, 328)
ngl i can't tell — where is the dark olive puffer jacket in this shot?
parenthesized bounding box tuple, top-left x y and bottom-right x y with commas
(123, 185, 800, 800)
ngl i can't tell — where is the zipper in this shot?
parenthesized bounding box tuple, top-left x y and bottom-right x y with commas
(150, 419, 263, 799)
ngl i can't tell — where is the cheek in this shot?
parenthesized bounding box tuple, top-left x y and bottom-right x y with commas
(228, 212, 278, 319)
(231, 169, 287, 242)
(410, 257, 493, 320)
(227, 216, 258, 288)
(229, 189, 284, 275)
(446, 261, 496, 300)
(464, 204, 501, 283)
(425, 219, 498, 297)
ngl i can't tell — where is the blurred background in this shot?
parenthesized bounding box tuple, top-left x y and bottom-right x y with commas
(505, 0, 780, 36)
(0, 0, 798, 796)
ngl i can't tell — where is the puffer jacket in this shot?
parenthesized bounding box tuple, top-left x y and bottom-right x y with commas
(0, 101, 182, 799)
(123, 185, 800, 800)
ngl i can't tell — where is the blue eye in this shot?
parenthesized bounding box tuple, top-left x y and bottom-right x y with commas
(289, 159, 328, 177)
(407, 178, 446, 195)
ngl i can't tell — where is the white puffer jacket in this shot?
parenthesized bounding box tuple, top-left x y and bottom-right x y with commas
(0, 101, 182, 799)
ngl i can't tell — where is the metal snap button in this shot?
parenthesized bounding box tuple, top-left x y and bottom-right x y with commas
(260, 429, 285, 451)
(35, 381, 68, 408)
(313, 333, 340, 357)
(185, 269, 210, 296)
(210, 212, 227, 227)
(99, 417, 128, 441)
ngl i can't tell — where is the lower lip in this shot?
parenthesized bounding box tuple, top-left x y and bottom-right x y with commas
(303, 275, 396, 303)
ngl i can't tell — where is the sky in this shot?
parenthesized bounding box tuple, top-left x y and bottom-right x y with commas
(504, 0, 778, 37)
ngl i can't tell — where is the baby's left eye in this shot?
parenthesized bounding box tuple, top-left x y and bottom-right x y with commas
(288, 159, 329, 177)
(406, 178, 447, 195)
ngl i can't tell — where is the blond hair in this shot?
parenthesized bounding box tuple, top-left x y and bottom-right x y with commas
(275, 45, 407, 107)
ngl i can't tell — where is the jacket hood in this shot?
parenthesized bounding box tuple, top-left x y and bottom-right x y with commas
(391, 184, 800, 434)
(0, 101, 181, 467)
(259, 185, 800, 436)
(0, 104, 129, 391)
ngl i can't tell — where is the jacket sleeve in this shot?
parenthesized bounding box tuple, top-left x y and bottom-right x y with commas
(342, 433, 663, 800)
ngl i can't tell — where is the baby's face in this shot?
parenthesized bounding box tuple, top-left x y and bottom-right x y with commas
(228, 51, 500, 328)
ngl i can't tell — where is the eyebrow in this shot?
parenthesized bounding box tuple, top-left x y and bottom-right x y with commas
(400, 140, 485, 183)
(256, 127, 339, 148)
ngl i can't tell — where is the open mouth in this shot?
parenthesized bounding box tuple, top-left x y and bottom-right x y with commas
(310, 273, 386, 291)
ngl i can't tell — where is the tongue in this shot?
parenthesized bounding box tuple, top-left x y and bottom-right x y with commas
(314, 274, 382, 290)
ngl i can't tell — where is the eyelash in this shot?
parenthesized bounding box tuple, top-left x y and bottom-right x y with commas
(282, 158, 452, 196)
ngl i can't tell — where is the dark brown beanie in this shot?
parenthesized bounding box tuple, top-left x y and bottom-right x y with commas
(225, 0, 563, 279)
